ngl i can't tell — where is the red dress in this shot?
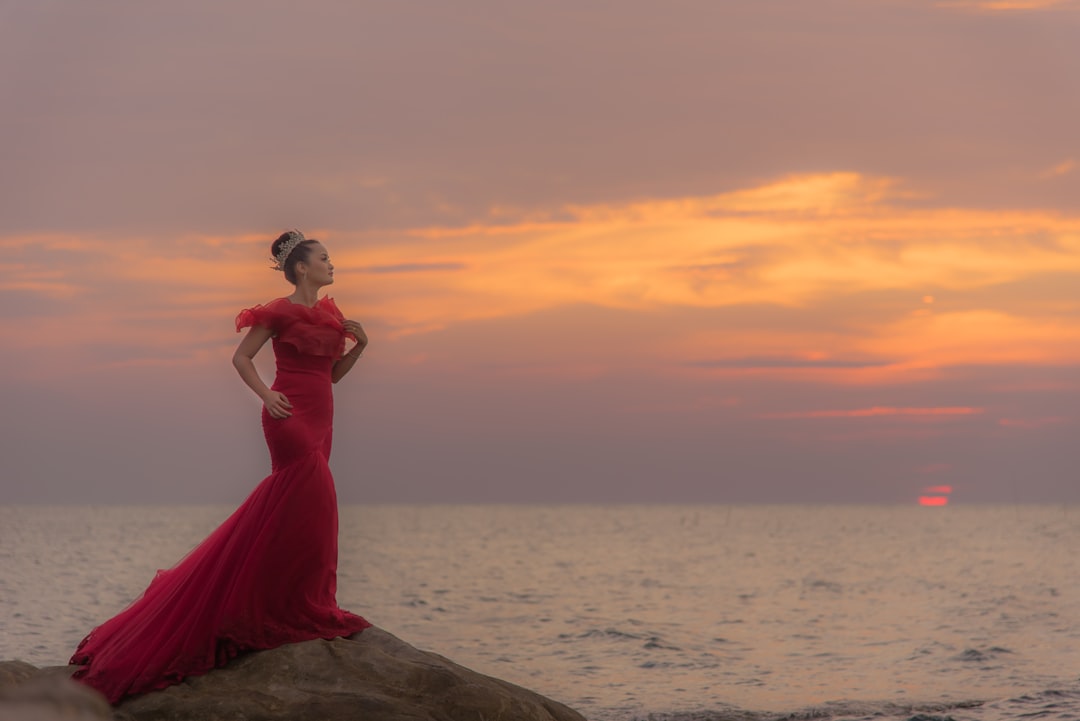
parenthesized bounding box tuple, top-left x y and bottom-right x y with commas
(70, 296, 371, 703)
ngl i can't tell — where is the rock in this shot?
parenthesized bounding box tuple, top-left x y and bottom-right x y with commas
(119, 627, 585, 721)
(0, 660, 40, 688)
(4, 627, 586, 721)
(0, 661, 114, 721)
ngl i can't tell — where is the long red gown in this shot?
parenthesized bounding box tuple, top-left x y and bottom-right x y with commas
(70, 296, 371, 703)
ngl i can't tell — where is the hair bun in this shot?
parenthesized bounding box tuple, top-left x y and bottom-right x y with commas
(272, 230, 306, 271)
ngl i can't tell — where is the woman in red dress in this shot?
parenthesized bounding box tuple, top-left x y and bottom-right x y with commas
(70, 231, 372, 703)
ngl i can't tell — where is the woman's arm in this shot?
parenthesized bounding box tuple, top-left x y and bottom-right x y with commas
(331, 319, 368, 384)
(232, 325, 293, 418)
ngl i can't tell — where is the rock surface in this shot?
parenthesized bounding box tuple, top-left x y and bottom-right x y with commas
(0, 661, 113, 721)
(1, 628, 586, 721)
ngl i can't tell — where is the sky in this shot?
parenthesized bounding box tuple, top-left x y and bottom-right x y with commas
(1, 0, 1078, 504)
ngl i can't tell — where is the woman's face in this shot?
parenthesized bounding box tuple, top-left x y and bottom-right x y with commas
(298, 242, 334, 286)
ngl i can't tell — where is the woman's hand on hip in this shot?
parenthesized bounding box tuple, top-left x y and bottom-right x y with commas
(262, 391, 293, 419)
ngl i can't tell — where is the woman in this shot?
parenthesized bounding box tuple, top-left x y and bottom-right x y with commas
(70, 230, 372, 703)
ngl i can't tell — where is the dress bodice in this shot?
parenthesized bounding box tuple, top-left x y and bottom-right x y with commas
(236, 296, 352, 363)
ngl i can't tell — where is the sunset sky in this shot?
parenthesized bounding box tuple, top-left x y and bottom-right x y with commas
(2, 0, 1078, 504)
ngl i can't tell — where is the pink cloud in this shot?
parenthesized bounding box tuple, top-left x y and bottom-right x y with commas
(924, 485, 955, 494)
(998, 416, 1070, 428)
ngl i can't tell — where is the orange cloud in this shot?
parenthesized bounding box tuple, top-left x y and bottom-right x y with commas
(4, 171, 1080, 385)
(0, 277, 83, 299)
(1041, 159, 1076, 178)
(937, 0, 1078, 10)
(863, 310, 1080, 369)
(761, 406, 985, 420)
(344, 173, 1080, 338)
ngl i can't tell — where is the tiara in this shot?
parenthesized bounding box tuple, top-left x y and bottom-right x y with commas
(272, 230, 306, 271)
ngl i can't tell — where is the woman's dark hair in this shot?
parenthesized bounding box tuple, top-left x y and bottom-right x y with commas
(271, 233, 319, 285)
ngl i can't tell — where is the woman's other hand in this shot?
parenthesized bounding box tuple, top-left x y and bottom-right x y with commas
(343, 319, 368, 353)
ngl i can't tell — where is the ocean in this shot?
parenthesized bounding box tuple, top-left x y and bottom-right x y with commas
(2, 504, 1078, 721)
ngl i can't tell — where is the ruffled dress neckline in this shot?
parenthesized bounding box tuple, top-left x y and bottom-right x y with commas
(235, 296, 351, 359)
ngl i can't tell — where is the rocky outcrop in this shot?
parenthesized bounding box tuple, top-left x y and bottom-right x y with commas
(0, 661, 112, 721)
(1, 628, 586, 721)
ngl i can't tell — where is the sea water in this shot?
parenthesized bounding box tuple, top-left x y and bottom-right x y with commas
(2, 504, 1079, 721)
